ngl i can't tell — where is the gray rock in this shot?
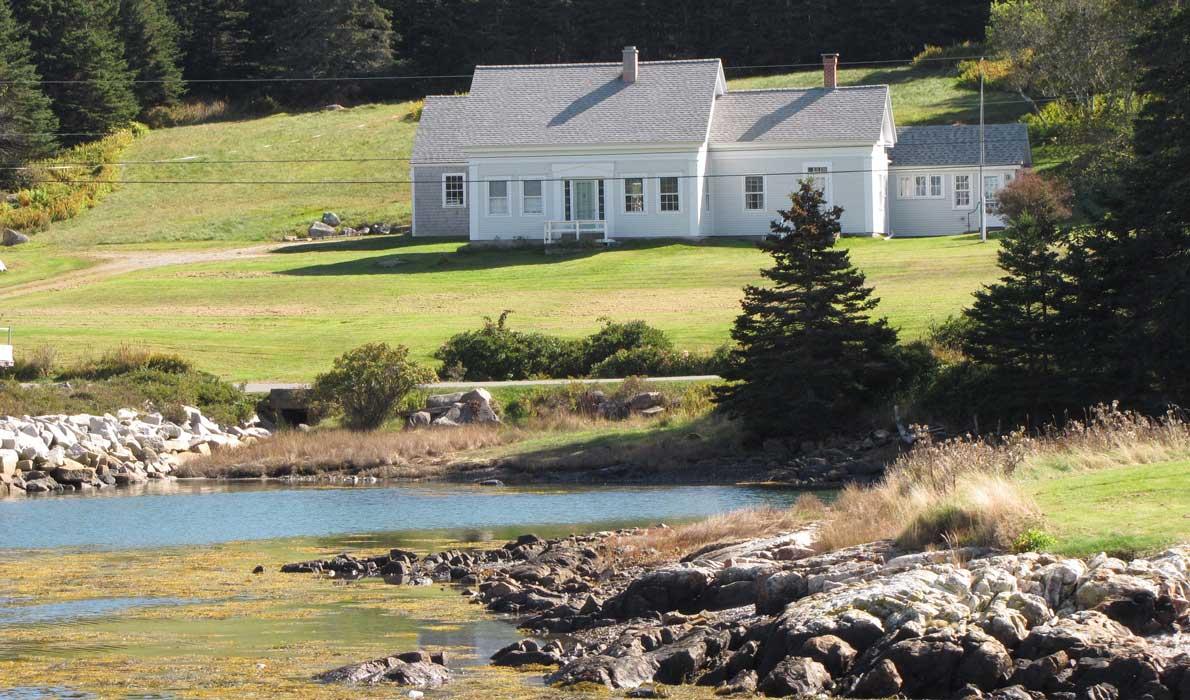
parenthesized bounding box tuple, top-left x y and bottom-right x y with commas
(547, 654, 661, 689)
(604, 564, 715, 618)
(850, 658, 903, 698)
(2, 229, 29, 246)
(800, 634, 857, 677)
(308, 221, 336, 238)
(759, 656, 832, 697)
(321, 212, 341, 226)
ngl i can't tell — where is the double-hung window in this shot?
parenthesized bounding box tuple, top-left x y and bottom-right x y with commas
(929, 174, 943, 197)
(488, 180, 509, 215)
(954, 175, 972, 208)
(744, 175, 765, 211)
(522, 180, 543, 215)
(443, 173, 465, 207)
(624, 177, 645, 213)
(659, 177, 680, 212)
(703, 178, 711, 211)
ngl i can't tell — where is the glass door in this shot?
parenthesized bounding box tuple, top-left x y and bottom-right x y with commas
(572, 179, 598, 220)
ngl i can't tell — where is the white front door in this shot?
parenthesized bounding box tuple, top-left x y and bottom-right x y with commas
(571, 179, 601, 221)
(984, 174, 1004, 227)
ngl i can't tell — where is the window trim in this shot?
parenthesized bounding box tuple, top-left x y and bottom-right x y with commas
(519, 177, 545, 217)
(622, 174, 647, 215)
(804, 161, 833, 203)
(703, 175, 711, 212)
(657, 174, 682, 214)
(743, 174, 767, 213)
(952, 173, 973, 210)
(442, 172, 466, 208)
(486, 178, 511, 217)
(897, 172, 946, 200)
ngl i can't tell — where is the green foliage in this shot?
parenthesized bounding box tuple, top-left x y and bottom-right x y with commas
(589, 345, 727, 379)
(312, 342, 436, 431)
(1012, 528, 1058, 553)
(268, 0, 393, 95)
(0, 369, 252, 425)
(927, 315, 974, 354)
(0, 126, 144, 232)
(15, 0, 140, 140)
(582, 319, 672, 369)
(434, 311, 585, 382)
(0, 0, 59, 185)
(118, 0, 186, 110)
(912, 41, 984, 66)
(714, 180, 902, 440)
(994, 171, 1073, 226)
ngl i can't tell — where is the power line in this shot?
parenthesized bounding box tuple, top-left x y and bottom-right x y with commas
(17, 163, 1028, 188)
(0, 135, 1037, 171)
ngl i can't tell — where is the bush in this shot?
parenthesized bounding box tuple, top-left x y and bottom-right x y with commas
(589, 345, 726, 378)
(994, 171, 1073, 225)
(582, 319, 672, 368)
(927, 315, 974, 354)
(313, 343, 436, 431)
(60, 345, 193, 380)
(0, 346, 58, 381)
(434, 311, 584, 381)
(1013, 528, 1058, 553)
(0, 126, 145, 234)
(913, 41, 984, 67)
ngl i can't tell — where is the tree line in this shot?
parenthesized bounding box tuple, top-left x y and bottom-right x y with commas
(0, 0, 988, 178)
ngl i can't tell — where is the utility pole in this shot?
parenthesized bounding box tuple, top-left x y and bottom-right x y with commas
(979, 57, 987, 243)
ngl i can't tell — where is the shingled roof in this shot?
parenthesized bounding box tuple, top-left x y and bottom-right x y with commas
(410, 96, 470, 163)
(708, 86, 891, 144)
(892, 124, 1032, 167)
(462, 59, 724, 149)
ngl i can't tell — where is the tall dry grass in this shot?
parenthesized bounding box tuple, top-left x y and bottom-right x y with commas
(816, 404, 1189, 552)
(607, 494, 827, 566)
(175, 425, 516, 479)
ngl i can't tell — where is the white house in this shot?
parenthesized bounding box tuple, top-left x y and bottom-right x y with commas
(410, 49, 1031, 241)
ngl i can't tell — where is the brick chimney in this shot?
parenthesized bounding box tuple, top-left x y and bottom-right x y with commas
(822, 53, 839, 89)
(623, 46, 639, 83)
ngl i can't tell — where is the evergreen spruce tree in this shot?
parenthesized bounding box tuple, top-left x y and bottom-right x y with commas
(0, 0, 59, 179)
(269, 0, 393, 102)
(714, 180, 901, 440)
(118, 0, 185, 110)
(165, 0, 252, 85)
(15, 0, 139, 139)
(961, 214, 1073, 417)
(1059, 3, 1190, 409)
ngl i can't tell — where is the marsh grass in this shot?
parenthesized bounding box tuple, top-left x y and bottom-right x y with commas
(816, 404, 1190, 553)
(176, 424, 517, 478)
(606, 494, 827, 566)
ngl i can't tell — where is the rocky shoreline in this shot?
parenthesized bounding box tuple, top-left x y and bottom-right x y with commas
(0, 407, 270, 497)
(283, 528, 1189, 698)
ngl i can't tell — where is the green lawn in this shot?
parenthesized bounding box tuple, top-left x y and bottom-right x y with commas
(0, 234, 999, 381)
(0, 242, 93, 290)
(1027, 459, 1190, 558)
(729, 64, 1031, 126)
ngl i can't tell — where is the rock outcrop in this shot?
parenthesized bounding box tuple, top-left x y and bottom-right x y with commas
(0, 407, 270, 497)
(315, 650, 450, 688)
(407, 388, 501, 428)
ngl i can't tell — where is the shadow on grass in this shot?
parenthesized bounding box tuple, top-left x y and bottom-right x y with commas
(275, 237, 761, 277)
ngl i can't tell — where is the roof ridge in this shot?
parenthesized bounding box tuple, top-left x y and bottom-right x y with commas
(725, 84, 889, 95)
(424, 94, 469, 100)
(474, 58, 722, 70)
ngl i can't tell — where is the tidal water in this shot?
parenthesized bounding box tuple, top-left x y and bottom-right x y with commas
(0, 480, 809, 550)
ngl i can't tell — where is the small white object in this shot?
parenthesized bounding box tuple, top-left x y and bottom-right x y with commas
(407, 692, 424, 699)
(0, 259, 7, 272)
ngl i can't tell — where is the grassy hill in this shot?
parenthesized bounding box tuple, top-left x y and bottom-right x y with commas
(0, 62, 1020, 381)
(17, 62, 1031, 249)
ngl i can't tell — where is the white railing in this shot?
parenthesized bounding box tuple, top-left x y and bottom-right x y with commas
(544, 220, 608, 244)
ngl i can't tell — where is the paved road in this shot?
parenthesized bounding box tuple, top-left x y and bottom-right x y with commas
(241, 375, 722, 394)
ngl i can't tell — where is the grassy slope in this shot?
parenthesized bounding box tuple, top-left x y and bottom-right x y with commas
(35, 102, 421, 247)
(0, 242, 92, 290)
(3, 234, 998, 381)
(1027, 458, 1190, 558)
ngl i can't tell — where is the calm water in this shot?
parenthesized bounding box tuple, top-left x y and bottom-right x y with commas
(0, 481, 806, 550)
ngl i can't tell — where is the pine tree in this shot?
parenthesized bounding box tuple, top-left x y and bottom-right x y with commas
(0, 0, 59, 179)
(268, 0, 393, 103)
(118, 0, 185, 110)
(165, 0, 252, 87)
(961, 214, 1073, 417)
(714, 180, 901, 440)
(15, 0, 139, 139)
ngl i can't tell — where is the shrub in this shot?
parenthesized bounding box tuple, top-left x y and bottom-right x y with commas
(313, 342, 436, 431)
(927, 315, 973, 354)
(912, 41, 984, 66)
(0, 346, 58, 381)
(582, 319, 672, 368)
(994, 171, 1073, 225)
(434, 311, 584, 381)
(589, 346, 724, 378)
(1013, 528, 1058, 553)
